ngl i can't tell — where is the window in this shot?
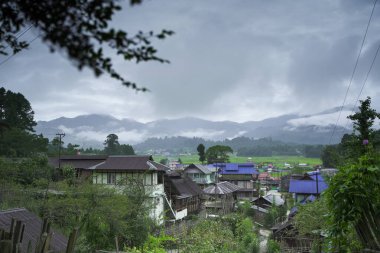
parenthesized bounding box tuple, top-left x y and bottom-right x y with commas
(107, 173, 116, 184)
(145, 173, 152, 185)
(157, 173, 163, 184)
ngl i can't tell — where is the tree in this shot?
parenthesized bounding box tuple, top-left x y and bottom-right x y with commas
(182, 220, 238, 253)
(104, 133, 120, 154)
(321, 145, 340, 168)
(197, 143, 206, 164)
(0, 88, 48, 157)
(347, 96, 380, 155)
(348, 97, 380, 141)
(66, 143, 80, 155)
(0, 87, 36, 131)
(119, 144, 135, 155)
(0, 155, 53, 186)
(205, 145, 233, 164)
(304, 145, 323, 158)
(1, 1, 173, 91)
(321, 98, 380, 167)
(324, 97, 380, 251)
(103, 134, 135, 155)
(235, 218, 260, 253)
(159, 158, 168, 165)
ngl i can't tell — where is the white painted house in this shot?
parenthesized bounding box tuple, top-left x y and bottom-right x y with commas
(90, 155, 168, 225)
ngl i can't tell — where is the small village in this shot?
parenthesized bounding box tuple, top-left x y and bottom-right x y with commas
(1, 152, 331, 252)
(1, 1, 380, 252)
(1, 96, 380, 252)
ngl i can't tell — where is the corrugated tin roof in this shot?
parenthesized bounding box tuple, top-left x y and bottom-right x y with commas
(167, 176, 203, 197)
(289, 179, 328, 194)
(218, 163, 259, 175)
(92, 155, 163, 171)
(184, 164, 212, 174)
(225, 163, 239, 171)
(263, 194, 285, 206)
(203, 181, 241, 195)
(48, 155, 107, 169)
(0, 208, 67, 253)
(150, 161, 170, 171)
(58, 155, 108, 160)
(220, 174, 253, 181)
(306, 171, 325, 182)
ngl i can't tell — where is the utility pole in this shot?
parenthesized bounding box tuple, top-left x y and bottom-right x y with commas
(56, 133, 65, 170)
(316, 169, 319, 198)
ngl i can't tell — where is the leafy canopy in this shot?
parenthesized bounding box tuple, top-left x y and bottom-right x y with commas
(0, 0, 173, 90)
(324, 97, 380, 251)
(205, 145, 233, 164)
(103, 133, 135, 155)
(0, 87, 48, 157)
(0, 87, 36, 131)
(197, 143, 206, 164)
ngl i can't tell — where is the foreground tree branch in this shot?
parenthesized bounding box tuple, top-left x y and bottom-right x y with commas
(0, 0, 173, 91)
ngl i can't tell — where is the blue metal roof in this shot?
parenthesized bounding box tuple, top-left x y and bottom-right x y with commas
(215, 163, 259, 175)
(307, 171, 325, 182)
(300, 194, 316, 204)
(289, 179, 328, 194)
(289, 206, 298, 216)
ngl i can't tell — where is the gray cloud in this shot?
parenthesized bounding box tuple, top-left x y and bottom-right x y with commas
(1, 0, 379, 123)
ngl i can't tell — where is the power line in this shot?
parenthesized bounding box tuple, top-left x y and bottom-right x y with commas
(328, 0, 378, 144)
(0, 34, 40, 67)
(343, 42, 380, 130)
(56, 133, 66, 170)
(3, 25, 33, 51)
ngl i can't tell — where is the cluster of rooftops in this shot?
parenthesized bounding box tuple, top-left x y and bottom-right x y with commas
(48, 155, 330, 199)
(0, 155, 335, 252)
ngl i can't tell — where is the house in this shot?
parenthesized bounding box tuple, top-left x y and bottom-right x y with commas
(258, 172, 272, 184)
(183, 164, 215, 187)
(168, 160, 180, 171)
(0, 208, 68, 252)
(90, 155, 168, 224)
(251, 191, 285, 221)
(48, 155, 107, 178)
(217, 163, 259, 200)
(164, 171, 203, 220)
(203, 181, 240, 216)
(252, 191, 285, 209)
(289, 171, 328, 202)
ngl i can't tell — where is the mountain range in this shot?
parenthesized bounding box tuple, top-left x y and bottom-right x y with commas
(35, 106, 354, 150)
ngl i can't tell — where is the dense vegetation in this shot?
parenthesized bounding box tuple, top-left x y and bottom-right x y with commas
(2, 87, 380, 251)
(135, 136, 325, 158)
(295, 97, 380, 251)
(0, 87, 49, 157)
(0, 157, 155, 252)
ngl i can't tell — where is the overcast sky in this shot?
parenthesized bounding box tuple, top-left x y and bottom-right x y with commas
(1, 0, 380, 123)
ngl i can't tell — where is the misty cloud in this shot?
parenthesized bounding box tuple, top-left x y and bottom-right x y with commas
(0, 0, 379, 123)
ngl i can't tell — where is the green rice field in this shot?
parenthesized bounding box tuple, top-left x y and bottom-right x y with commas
(153, 154, 322, 169)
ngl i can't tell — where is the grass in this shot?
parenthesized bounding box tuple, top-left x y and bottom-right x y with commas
(153, 154, 322, 169)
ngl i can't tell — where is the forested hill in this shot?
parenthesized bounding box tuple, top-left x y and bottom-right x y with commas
(133, 136, 324, 158)
(36, 107, 353, 149)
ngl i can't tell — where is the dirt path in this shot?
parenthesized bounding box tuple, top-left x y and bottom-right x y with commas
(259, 229, 271, 253)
